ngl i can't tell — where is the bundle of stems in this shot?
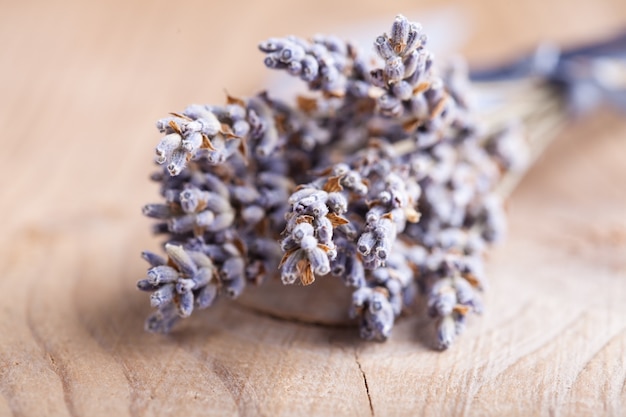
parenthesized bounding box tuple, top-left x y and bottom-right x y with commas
(135, 15, 620, 349)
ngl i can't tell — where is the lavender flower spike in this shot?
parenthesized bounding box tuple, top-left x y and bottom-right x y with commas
(138, 244, 217, 332)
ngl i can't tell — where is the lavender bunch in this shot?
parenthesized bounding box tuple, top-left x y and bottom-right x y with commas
(137, 15, 543, 349)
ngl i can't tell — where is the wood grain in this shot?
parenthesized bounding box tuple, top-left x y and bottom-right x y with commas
(1, 0, 625, 416)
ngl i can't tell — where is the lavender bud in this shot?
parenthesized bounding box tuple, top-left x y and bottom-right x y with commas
(300, 55, 320, 82)
(232, 119, 250, 137)
(168, 215, 195, 234)
(293, 222, 314, 242)
(374, 36, 394, 60)
(392, 80, 413, 101)
(258, 38, 286, 53)
(145, 306, 178, 333)
(156, 133, 182, 163)
(378, 93, 403, 117)
(142, 204, 172, 219)
(326, 192, 347, 214)
(147, 265, 179, 285)
(196, 283, 218, 309)
(137, 279, 158, 291)
(385, 57, 405, 83)
(300, 235, 318, 251)
(437, 315, 456, 350)
(206, 211, 235, 232)
(176, 278, 195, 294)
(375, 238, 391, 261)
(241, 205, 265, 225)
(182, 131, 202, 154)
(434, 288, 456, 316)
(141, 251, 166, 267)
(279, 44, 305, 63)
(192, 266, 213, 288)
(203, 192, 231, 213)
(357, 232, 376, 256)
(402, 50, 420, 79)
(307, 201, 329, 218)
(150, 284, 175, 308)
(314, 216, 333, 245)
(288, 60, 303, 76)
(224, 275, 245, 298)
(167, 149, 187, 176)
(307, 246, 330, 275)
(177, 290, 194, 317)
(351, 287, 369, 312)
(221, 257, 245, 282)
(195, 210, 216, 228)
(264, 55, 282, 69)
(454, 276, 475, 305)
(404, 23, 425, 55)
(165, 244, 197, 277)
(345, 255, 365, 287)
(281, 250, 305, 284)
(390, 15, 410, 52)
(180, 188, 200, 213)
(331, 249, 347, 276)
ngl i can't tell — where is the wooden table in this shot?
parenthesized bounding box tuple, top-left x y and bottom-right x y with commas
(1, 0, 625, 415)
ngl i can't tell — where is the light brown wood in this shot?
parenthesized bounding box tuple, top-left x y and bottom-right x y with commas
(1, 1, 625, 416)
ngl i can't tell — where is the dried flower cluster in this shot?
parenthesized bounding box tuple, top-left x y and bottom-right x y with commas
(138, 15, 529, 349)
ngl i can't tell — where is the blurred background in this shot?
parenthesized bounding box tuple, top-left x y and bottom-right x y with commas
(1, 0, 625, 239)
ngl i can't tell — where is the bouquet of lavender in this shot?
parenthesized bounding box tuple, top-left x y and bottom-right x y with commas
(136, 15, 622, 349)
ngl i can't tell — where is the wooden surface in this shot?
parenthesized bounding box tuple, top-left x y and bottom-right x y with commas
(1, 0, 626, 416)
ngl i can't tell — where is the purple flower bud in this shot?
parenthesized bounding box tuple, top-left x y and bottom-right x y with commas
(150, 284, 175, 308)
(141, 251, 166, 267)
(281, 249, 305, 284)
(142, 204, 172, 219)
(156, 133, 182, 164)
(177, 290, 194, 317)
(384, 57, 405, 84)
(206, 211, 235, 232)
(404, 23, 425, 56)
(224, 275, 245, 298)
(357, 232, 376, 256)
(345, 255, 365, 287)
(167, 149, 187, 176)
(182, 131, 202, 154)
(147, 265, 179, 285)
(279, 44, 305, 63)
(300, 55, 319, 82)
(390, 15, 410, 51)
(307, 246, 330, 275)
(165, 244, 197, 277)
(221, 257, 245, 282)
(374, 35, 394, 60)
(137, 279, 158, 291)
(292, 222, 314, 242)
(176, 278, 195, 294)
(145, 305, 179, 333)
(258, 38, 287, 53)
(392, 80, 413, 101)
(196, 283, 218, 309)
(327, 192, 347, 214)
(437, 315, 456, 350)
(168, 214, 195, 234)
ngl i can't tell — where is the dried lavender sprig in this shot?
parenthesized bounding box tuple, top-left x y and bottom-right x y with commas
(138, 244, 217, 332)
(260, 34, 368, 97)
